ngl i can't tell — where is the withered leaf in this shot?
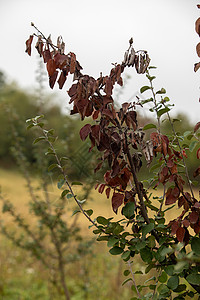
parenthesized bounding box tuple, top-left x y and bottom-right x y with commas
(176, 227, 185, 243)
(194, 62, 200, 72)
(79, 124, 91, 141)
(91, 125, 100, 144)
(171, 220, 179, 235)
(47, 59, 57, 77)
(98, 183, 106, 194)
(35, 35, 43, 57)
(182, 219, 190, 228)
(195, 17, 200, 36)
(58, 71, 67, 89)
(92, 110, 99, 120)
(193, 166, 200, 178)
(104, 77, 113, 97)
(189, 211, 199, 224)
(43, 48, 52, 63)
(49, 71, 58, 89)
(25, 35, 34, 56)
(70, 52, 76, 74)
(194, 121, 200, 132)
(105, 187, 111, 199)
(112, 192, 124, 214)
(196, 42, 200, 58)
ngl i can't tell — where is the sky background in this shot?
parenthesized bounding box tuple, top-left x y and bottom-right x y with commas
(0, 0, 200, 122)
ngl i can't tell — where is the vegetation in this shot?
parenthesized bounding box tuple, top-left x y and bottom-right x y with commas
(1, 5, 200, 299)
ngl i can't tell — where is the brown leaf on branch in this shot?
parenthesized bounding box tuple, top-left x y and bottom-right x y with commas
(193, 166, 200, 178)
(79, 124, 91, 141)
(195, 17, 200, 36)
(176, 227, 185, 243)
(112, 192, 124, 214)
(194, 121, 200, 132)
(70, 52, 76, 74)
(35, 35, 43, 57)
(98, 184, 106, 194)
(49, 71, 58, 89)
(189, 211, 199, 224)
(58, 71, 67, 89)
(104, 77, 113, 97)
(25, 35, 34, 56)
(170, 220, 179, 235)
(196, 42, 200, 57)
(165, 186, 179, 205)
(105, 187, 111, 199)
(47, 59, 56, 77)
(194, 62, 200, 72)
(43, 48, 52, 63)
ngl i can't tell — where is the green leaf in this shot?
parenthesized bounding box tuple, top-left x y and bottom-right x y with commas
(48, 164, 58, 172)
(173, 284, 186, 293)
(34, 114, 44, 121)
(158, 272, 168, 283)
(140, 86, 151, 93)
(149, 66, 157, 69)
(121, 202, 135, 219)
(140, 247, 153, 263)
(37, 122, 44, 128)
(156, 88, 166, 94)
(135, 241, 146, 251)
(57, 179, 65, 189)
(141, 98, 153, 105)
(97, 216, 109, 225)
(144, 276, 156, 284)
(157, 284, 170, 295)
(109, 246, 124, 255)
(71, 181, 83, 186)
(142, 223, 154, 237)
(124, 269, 130, 276)
(143, 123, 157, 130)
(191, 237, 200, 256)
(186, 273, 200, 285)
(71, 209, 81, 216)
(107, 236, 119, 247)
(33, 136, 45, 144)
(61, 189, 70, 198)
(96, 236, 109, 242)
(26, 123, 34, 130)
(85, 209, 93, 216)
(122, 278, 132, 286)
(167, 275, 179, 290)
(121, 251, 131, 260)
(189, 140, 198, 152)
(157, 107, 170, 118)
(48, 129, 55, 135)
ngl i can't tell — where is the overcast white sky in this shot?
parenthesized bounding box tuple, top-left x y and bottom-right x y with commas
(0, 0, 200, 122)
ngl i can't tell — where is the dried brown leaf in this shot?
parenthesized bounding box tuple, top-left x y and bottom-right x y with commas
(25, 35, 34, 56)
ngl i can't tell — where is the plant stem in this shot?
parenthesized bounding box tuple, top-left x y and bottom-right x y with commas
(127, 260, 141, 298)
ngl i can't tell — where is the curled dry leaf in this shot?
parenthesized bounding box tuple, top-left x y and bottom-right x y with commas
(25, 35, 34, 56)
(194, 62, 200, 72)
(196, 42, 200, 58)
(195, 17, 200, 36)
(194, 121, 200, 132)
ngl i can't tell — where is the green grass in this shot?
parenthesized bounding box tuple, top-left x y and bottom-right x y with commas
(0, 168, 138, 299)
